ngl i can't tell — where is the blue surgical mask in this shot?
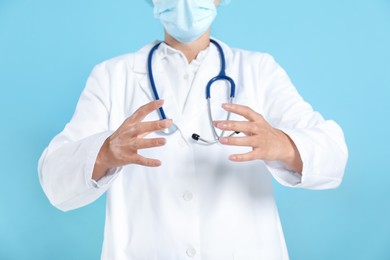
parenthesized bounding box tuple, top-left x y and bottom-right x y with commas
(153, 0, 217, 43)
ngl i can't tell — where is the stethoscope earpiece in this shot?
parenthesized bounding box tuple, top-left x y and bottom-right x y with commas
(192, 131, 240, 145)
(192, 133, 200, 141)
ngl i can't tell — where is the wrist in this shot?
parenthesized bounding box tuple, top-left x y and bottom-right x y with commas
(278, 130, 303, 174)
(92, 138, 111, 181)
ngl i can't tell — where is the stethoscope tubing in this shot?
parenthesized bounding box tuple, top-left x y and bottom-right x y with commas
(147, 41, 167, 120)
(205, 75, 236, 99)
(147, 39, 239, 141)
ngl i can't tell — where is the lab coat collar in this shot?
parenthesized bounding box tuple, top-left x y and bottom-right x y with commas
(132, 38, 233, 74)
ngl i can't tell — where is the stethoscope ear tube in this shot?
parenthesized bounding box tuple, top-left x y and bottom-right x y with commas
(148, 41, 180, 135)
(191, 133, 217, 143)
(147, 41, 168, 121)
(192, 96, 240, 144)
(205, 75, 236, 99)
(191, 131, 240, 144)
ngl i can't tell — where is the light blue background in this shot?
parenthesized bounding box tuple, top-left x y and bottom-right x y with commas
(1, 0, 389, 259)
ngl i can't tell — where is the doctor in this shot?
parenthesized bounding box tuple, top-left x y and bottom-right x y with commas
(39, 0, 348, 259)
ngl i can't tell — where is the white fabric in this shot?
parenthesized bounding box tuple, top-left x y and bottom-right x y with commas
(159, 42, 209, 112)
(38, 39, 348, 260)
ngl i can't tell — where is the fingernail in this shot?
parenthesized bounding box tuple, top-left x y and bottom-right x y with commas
(217, 123, 228, 129)
(158, 120, 168, 127)
(153, 160, 162, 167)
(222, 103, 233, 109)
(220, 137, 228, 143)
(164, 119, 173, 127)
(158, 139, 166, 145)
(229, 155, 237, 160)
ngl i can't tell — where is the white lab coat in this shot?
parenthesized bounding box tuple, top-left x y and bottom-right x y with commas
(38, 39, 348, 260)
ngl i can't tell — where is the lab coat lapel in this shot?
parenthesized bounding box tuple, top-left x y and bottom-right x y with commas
(133, 42, 156, 102)
(134, 43, 183, 128)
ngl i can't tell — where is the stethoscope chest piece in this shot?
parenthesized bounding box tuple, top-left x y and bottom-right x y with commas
(158, 123, 178, 135)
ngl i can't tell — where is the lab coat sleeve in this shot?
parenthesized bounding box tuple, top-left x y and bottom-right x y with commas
(38, 63, 120, 211)
(260, 54, 348, 190)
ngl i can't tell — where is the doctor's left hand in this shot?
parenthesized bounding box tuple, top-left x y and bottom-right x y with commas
(213, 103, 303, 173)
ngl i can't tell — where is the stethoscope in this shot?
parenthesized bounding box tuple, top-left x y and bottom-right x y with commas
(147, 39, 239, 144)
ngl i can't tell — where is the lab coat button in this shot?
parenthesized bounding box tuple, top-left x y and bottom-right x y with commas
(186, 247, 196, 257)
(183, 191, 193, 201)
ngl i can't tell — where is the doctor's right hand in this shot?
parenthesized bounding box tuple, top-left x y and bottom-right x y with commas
(92, 100, 172, 181)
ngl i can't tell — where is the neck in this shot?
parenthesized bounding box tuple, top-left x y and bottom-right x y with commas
(164, 30, 211, 63)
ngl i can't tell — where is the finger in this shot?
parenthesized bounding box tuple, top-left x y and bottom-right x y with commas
(213, 120, 259, 134)
(130, 154, 162, 167)
(228, 151, 259, 162)
(123, 137, 166, 150)
(127, 119, 172, 137)
(128, 100, 164, 123)
(219, 136, 255, 147)
(221, 103, 263, 122)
